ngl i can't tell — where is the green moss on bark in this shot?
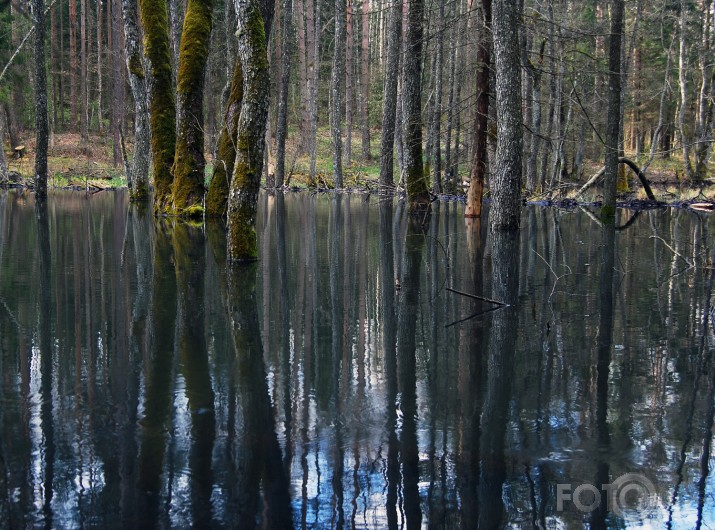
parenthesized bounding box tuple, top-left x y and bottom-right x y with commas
(226, 0, 272, 261)
(171, 0, 213, 216)
(206, 60, 243, 217)
(138, 0, 176, 215)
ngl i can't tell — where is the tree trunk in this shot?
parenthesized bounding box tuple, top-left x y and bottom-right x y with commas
(97, 0, 104, 133)
(345, 0, 354, 165)
(677, 0, 694, 180)
(465, 0, 491, 218)
(171, 0, 214, 216)
(331, 0, 346, 188)
(430, 0, 444, 193)
(70, 0, 78, 129)
(121, 0, 151, 201)
(443, 0, 458, 191)
(403, 0, 429, 211)
(139, 0, 177, 213)
(379, 0, 401, 187)
(489, 0, 522, 230)
(206, 60, 242, 215)
(294, 0, 308, 136)
(226, 0, 275, 260)
(80, 0, 89, 143)
(359, 0, 370, 159)
(274, 0, 292, 187)
(112, 0, 124, 166)
(34, 0, 49, 200)
(307, 0, 319, 183)
(602, 0, 624, 218)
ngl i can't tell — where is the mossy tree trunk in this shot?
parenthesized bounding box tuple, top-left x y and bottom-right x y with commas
(121, 0, 151, 202)
(226, 0, 274, 261)
(206, 60, 243, 216)
(139, 0, 176, 214)
(171, 0, 213, 217)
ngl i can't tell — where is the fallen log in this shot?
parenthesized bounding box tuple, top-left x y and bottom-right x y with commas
(576, 157, 656, 201)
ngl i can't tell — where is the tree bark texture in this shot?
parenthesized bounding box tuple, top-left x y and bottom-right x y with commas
(34, 0, 49, 200)
(80, 0, 89, 143)
(206, 60, 242, 216)
(345, 0, 353, 165)
(112, 0, 125, 166)
(379, 0, 401, 187)
(171, 0, 213, 216)
(227, 0, 274, 261)
(403, 0, 429, 211)
(331, 0, 346, 187)
(121, 0, 151, 201)
(465, 0, 491, 218)
(274, 0, 292, 187)
(359, 0, 370, 159)
(139, 0, 177, 213)
(489, 0, 522, 230)
(602, 0, 624, 218)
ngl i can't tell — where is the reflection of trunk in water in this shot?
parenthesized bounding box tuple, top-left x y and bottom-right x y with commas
(174, 223, 215, 527)
(136, 219, 177, 527)
(379, 199, 399, 529)
(228, 261, 293, 528)
(37, 199, 55, 529)
(591, 223, 615, 530)
(397, 214, 430, 529)
(478, 229, 520, 529)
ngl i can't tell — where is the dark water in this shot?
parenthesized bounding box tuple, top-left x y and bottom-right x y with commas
(1, 189, 714, 529)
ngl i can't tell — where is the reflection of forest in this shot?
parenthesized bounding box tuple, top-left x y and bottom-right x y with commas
(1, 190, 715, 528)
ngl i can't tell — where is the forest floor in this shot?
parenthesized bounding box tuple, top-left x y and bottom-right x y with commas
(3, 131, 715, 207)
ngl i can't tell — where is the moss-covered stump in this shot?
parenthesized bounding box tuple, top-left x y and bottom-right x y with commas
(171, 0, 213, 217)
(206, 60, 243, 217)
(138, 0, 176, 215)
(227, 0, 273, 261)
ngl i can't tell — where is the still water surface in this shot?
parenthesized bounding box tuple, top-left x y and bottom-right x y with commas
(0, 189, 714, 529)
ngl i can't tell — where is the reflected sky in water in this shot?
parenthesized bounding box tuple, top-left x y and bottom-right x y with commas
(0, 189, 714, 529)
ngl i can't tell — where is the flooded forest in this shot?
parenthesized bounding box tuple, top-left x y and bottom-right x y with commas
(2, 0, 715, 528)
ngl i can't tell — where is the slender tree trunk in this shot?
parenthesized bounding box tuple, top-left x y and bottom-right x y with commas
(403, 0, 429, 211)
(97, 0, 104, 133)
(677, 0, 694, 180)
(602, 0, 624, 218)
(70, 0, 78, 129)
(359, 0, 370, 159)
(121, 0, 151, 201)
(35, 0, 49, 200)
(51, 3, 58, 133)
(345, 0, 354, 165)
(294, 0, 308, 135)
(307, 0, 319, 183)
(139, 0, 176, 213)
(443, 0, 458, 191)
(489, 0, 522, 230)
(80, 0, 89, 143)
(171, 0, 214, 215)
(226, 0, 275, 260)
(112, 0, 124, 166)
(379, 0, 401, 187)
(331, 0, 346, 188)
(60, 1, 65, 130)
(465, 0, 491, 218)
(430, 0, 444, 193)
(275, 0, 292, 187)
(206, 60, 242, 216)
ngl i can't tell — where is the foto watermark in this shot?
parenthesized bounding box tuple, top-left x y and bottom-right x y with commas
(557, 473, 658, 519)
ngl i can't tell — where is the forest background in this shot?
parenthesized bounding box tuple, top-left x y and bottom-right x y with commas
(0, 0, 711, 204)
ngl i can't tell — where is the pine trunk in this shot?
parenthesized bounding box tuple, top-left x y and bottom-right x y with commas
(489, 0, 522, 230)
(360, 0, 370, 159)
(346, 0, 354, 165)
(275, 0, 293, 187)
(379, 0, 401, 187)
(465, 0, 491, 218)
(331, 0, 346, 187)
(80, 0, 89, 143)
(70, 0, 78, 128)
(97, 0, 104, 133)
(112, 0, 124, 166)
(602, 0, 624, 218)
(34, 0, 49, 199)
